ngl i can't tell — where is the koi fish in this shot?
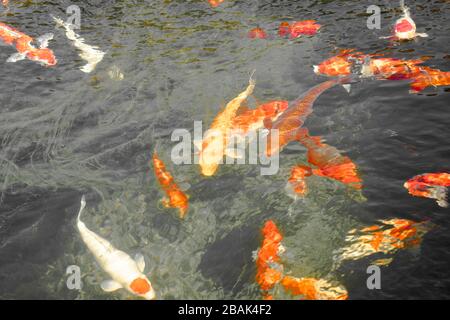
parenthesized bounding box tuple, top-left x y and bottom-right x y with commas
(404, 172, 450, 207)
(152, 152, 189, 218)
(2, 0, 8, 7)
(380, 1, 428, 41)
(265, 79, 350, 157)
(53, 16, 105, 73)
(208, 0, 225, 8)
(278, 20, 321, 39)
(334, 218, 432, 267)
(231, 100, 288, 136)
(248, 27, 268, 39)
(254, 220, 285, 298)
(281, 276, 348, 300)
(315, 51, 450, 92)
(409, 67, 450, 93)
(0, 22, 56, 66)
(76, 196, 156, 300)
(197, 75, 255, 176)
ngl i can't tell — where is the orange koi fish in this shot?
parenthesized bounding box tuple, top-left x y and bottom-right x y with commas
(334, 218, 432, 267)
(208, 0, 225, 8)
(152, 152, 189, 218)
(381, 1, 428, 41)
(197, 76, 255, 176)
(404, 172, 450, 207)
(248, 27, 268, 39)
(0, 22, 56, 66)
(286, 133, 361, 198)
(255, 220, 285, 298)
(281, 276, 348, 300)
(265, 79, 349, 157)
(278, 20, 321, 39)
(231, 100, 288, 136)
(313, 49, 366, 77)
(409, 67, 450, 93)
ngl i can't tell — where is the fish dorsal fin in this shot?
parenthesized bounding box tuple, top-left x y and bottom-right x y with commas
(134, 253, 146, 272)
(101, 280, 123, 292)
(36, 33, 54, 49)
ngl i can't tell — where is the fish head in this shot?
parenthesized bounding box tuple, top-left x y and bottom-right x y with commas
(29, 48, 57, 66)
(260, 100, 288, 119)
(129, 277, 156, 300)
(314, 55, 352, 77)
(394, 16, 417, 40)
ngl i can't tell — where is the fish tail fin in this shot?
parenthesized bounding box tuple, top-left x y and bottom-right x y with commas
(77, 195, 86, 222)
(430, 186, 448, 208)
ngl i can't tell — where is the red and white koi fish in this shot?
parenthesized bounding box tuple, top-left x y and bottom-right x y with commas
(286, 130, 362, 198)
(197, 75, 255, 176)
(76, 196, 156, 300)
(53, 16, 105, 73)
(0, 22, 56, 66)
(408, 67, 450, 93)
(281, 276, 348, 300)
(380, 1, 428, 41)
(208, 0, 225, 8)
(152, 152, 189, 218)
(404, 173, 450, 207)
(265, 79, 350, 157)
(278, 20, 321, 39)
(248, 27, 268, 39)
(334, 218, 432, 267)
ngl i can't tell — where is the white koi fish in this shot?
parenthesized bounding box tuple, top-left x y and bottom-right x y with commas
(52, 16, 105, 73)
(76, 196, 156, 300)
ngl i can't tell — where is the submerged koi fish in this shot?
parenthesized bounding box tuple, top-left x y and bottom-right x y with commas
(278, 20, 321, 39)
(265, 79, 350, 157)
(404, 172, 450, 207)
(208, 0, 225, 8)
(281, 276, 348, 300)
(254, 220, 285, 298)
(53, 16, 105, 73)
(248, 27, 268, 39)
(152, 152, 189, 218)
(231, 100, 288, 136)
(409, 67, 450, 93)
(334, 218, 431, 267)
(286, 132, 361, 198)
(76, 196, 156, 300)
(381, 1, 428, 41)
(0, 22, 56, 66)
(197, 76, 255, 176)
(2, 0, 8, 7)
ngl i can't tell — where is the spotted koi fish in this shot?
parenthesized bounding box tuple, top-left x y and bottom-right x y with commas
(404, 172, 450, 207)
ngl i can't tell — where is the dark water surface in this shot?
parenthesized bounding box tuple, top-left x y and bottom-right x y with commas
(0, 0, 449, 299)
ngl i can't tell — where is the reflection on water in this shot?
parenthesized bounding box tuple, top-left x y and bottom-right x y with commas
(0, 0, 449, 299)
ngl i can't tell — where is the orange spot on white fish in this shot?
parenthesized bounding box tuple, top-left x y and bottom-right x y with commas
(130, 278, 151, 295)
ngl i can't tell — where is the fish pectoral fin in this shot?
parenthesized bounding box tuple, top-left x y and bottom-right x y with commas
(134, 253, 146, 272)
(416, 33, 428, 38)
(7, 53, 26, 63)
(36, 33, 54, 48)
(101, 280, 123, 292)
(342, 84, 351, 93)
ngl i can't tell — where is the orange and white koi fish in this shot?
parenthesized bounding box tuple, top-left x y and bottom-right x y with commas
(2, 0, 9, 7)
(248, 27, 268, 39)
(152, 152, 189, 218)
(53, 16, 105, 73)
(286, 165, 312, 197)
(278, 20, 321, 39)
(281, 276, 348, 300)
(208, 0, 225, 8)
(231, 100, 288, 136)
(265, 79, 350, 157)
(76, 196, 156, 300)
(0, 22, 56, 66)
(404, 172, 450, 207)
(381, 1, 428, 41)
(334, 218, 431, 267)
(254, 220, 285, 299)
(197, 76, 255, 176)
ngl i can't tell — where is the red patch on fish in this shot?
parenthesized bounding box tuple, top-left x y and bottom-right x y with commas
(395, 18, 414, 33)
(130, 278, 151, 295)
